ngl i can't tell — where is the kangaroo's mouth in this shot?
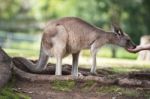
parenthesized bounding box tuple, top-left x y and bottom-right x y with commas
(127, 48, 134, 51)
(126, 45, 136, 50)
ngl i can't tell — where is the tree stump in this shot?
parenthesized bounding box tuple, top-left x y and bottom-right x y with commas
(138, 35, 150, 60)
(0, 47, 12, 88)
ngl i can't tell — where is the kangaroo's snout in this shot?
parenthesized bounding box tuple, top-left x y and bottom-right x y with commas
(126, 41, 136, 50)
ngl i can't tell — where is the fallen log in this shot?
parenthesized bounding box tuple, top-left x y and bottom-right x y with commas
(129, 72, 150, 80)
(12, 57, 150, 87)
(12, 57, 116, 84)
(13, 65, 116, 84)
(0, 47, 150, 89)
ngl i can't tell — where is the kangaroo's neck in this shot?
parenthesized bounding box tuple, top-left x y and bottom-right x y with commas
(105, 32, 117, 44)
(94, 28, 117, 45)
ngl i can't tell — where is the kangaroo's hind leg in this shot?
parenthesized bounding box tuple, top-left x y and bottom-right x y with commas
(72, 51, 80, 77)
(53, 24, 68, 75)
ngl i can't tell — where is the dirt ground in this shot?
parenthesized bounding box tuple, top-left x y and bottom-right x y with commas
(13, 80, 148, 99)
(11, 58, 150, 99)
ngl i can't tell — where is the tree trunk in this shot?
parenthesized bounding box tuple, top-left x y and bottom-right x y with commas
(0, 47, 12, 88)
(111, 46, 116, 58)
(138, 35, 150, 60)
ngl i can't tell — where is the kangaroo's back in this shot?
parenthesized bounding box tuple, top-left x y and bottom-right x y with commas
(43, 17, 101, 53)
(61, 17, 102, 51)
(45, 17, 96, 33)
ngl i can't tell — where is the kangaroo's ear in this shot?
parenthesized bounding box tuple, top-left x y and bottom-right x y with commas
(113, 25, 124, 36)
(111, 23, 124, 36)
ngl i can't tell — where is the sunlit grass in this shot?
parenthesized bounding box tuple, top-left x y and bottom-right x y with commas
(4, 48, 39, 58)
(4, 46, 150, 74)
(82, 47, 138, 59)
(8, 41, 39, 50)
(3, 42, 137, 59)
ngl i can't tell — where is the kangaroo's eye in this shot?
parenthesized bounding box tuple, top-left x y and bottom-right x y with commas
(127, 39, 130, 42)
(126, 39, 130, 44)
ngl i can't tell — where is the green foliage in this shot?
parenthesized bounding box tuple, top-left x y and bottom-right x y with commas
(1, 0, 150, 43)
(51, 80, 75, 91)
(0, 0, 21, 20)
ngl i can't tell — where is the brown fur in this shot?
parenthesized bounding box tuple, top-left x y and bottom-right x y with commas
(19, 17, 136, 76)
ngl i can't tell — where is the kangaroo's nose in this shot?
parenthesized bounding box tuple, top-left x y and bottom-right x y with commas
(132, 43, 137, 49)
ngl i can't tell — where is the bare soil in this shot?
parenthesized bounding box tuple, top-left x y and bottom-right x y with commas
(13, 79, 149, 99)
(12, 57, 150, 99)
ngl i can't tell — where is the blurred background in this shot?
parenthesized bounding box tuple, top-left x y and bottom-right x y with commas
(0, 0, 150, 69)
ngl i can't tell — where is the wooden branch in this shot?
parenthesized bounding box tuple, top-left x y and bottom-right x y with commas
(129, 72, 150, 79)
(13, 64, 116, 84)
(12, 57, 150, 87)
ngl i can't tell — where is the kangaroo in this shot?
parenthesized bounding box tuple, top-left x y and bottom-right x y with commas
(19, 17, 136, 76)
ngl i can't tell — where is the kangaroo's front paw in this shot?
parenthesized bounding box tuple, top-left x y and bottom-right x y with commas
(78, 72, 83, 77)
(72, 72, 83, 77)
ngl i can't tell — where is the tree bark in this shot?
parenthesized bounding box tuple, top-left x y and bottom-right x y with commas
(0, 47, 12, 88)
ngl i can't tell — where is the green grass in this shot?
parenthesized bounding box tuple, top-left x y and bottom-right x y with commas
(97, 85, 140, 97)
(80, 80, 96, 92)
(0, 87, 30, 99)
(0, 74, 30, 99)
(4, 41, 40, 58)
(50, 80, 150, 98)
(51, 80, 75, 91)
(116, 48, 137, 59)
(106, 65, 150, 74)
(4, 44, 137, 59)
(4, 48, 39, 58)
(4, 40, 40, 50)
(82, 47, 137, 59)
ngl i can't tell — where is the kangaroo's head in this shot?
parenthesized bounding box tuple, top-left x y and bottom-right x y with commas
(112, 26, 136, 50)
